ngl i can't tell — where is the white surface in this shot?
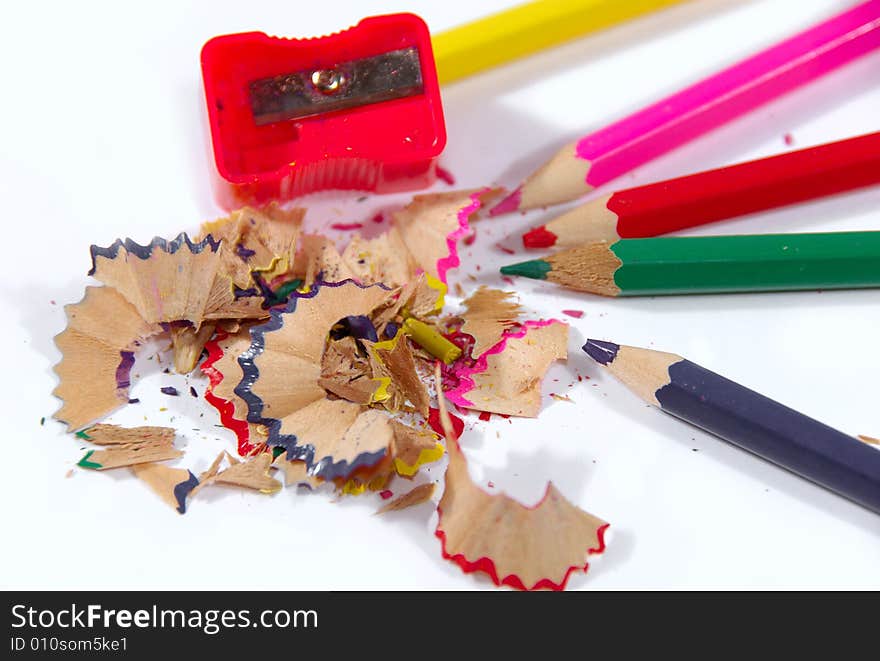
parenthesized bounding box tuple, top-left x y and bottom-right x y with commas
(1, 0, 878, 590)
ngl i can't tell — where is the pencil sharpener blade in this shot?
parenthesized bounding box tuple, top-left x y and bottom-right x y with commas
(249, 46, 423, 124)
(201, 14, 446, 209)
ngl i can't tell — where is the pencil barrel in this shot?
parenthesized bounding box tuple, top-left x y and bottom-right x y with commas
(433, 0, 682, 85)
(613, 131, 880, 238)
(611, 231, 880, 295)
(656, 359, 880, 513)
(575, 1, 880, 187)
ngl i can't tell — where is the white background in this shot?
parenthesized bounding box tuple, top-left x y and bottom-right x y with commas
(1, 0, 878, 590)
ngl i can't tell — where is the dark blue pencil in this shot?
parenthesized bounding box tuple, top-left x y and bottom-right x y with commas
(582, 339, 880, 514)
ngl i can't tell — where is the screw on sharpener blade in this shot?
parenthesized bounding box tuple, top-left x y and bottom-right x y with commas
(312, 68, 349, 94)
(249, 46, 423, 125)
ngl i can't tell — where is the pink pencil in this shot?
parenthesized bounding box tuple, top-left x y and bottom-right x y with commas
(491, 0, 880, 215)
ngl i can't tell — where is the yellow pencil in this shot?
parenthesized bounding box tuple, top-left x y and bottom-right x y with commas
(432, 0, 685, 85)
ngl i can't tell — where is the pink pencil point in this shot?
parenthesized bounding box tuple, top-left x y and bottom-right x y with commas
(489, 187, 522, 216)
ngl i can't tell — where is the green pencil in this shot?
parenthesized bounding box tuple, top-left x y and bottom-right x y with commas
(499, 231, 880, 296)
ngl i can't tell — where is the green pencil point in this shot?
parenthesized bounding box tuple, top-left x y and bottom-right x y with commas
(500, 259, 551, 280)
(77, 450, 102, 470)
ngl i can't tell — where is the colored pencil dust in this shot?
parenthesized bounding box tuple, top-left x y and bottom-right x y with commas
(501, 231, 880, 297)
(492, 0, 880, 213)
(582, 340, 880, 514)
(523, 131, 880, 248)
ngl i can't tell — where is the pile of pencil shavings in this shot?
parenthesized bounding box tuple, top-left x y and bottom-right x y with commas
(52, 189, 609, 591)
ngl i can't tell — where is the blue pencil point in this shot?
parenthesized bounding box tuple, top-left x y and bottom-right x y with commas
(582, 339, 620, 365)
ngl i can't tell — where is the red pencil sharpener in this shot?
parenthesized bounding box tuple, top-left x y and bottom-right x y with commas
(201, 13, 446, 209)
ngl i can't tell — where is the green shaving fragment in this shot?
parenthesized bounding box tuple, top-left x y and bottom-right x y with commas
(77, 451, 102, 470)
(273, 279, 303, 300)
(75, 430, 92, 440)
(262, 278, 306, 307)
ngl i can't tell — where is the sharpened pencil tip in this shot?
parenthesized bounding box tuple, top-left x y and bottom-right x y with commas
(489, 187, 522, 216)
(582, 339, 620, 365)
(522, 225, 558, 249)
(499, 258, 551, 280)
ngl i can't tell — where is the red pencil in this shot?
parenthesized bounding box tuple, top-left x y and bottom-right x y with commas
(523, 131, 880, 249)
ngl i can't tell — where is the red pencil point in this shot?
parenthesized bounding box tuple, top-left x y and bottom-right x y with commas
(522, 225, 558, 248)
(489, 187, 522, 216)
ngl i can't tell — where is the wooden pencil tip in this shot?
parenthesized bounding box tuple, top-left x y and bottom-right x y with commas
(499, 258, 551, 280)
(522, 225, 558, 249)
(582, 339, 620, 365)
(489, 187, 522, 216)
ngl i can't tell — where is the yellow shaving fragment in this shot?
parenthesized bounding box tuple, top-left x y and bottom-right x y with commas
(369, 474, 388, 491)
(367, 334, 399, 405)
(342, 480, 367, 495)
(394, 442, 445, 477)
(369, 378, 392, 404)
(423, 272, 447, 315)
(341, 473, 389, 496)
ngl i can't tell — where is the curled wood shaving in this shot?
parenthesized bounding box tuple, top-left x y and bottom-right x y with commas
(198, 451, 227, 485)
(131, 463, 198, 513)
(369, 334, 430, 417)
(433, 369, 608, 590)
(201, 204, 304, 290)
(201, 290, 268, 321)
(272, 454, 323, 489)
(294, 235, 354, 287)
(339, 418, 442, 492)
(392, 189, 499, 283)
(460, 287, 522, 357)
(79, 441, 182, 470)
(170, 323, 216, 374)
(276, 399, 392, 479)
(318, 336, 376, 405)
(89, 234, 227, 327)
(53, 286, 160, 431)
(341, 231, 414, 287)
(209, 452, 280, 494)
(202, 327, 265, 455)
(390, 420, 441, 476)
(401, 274, 446, 318)
(79, 423, 175, 445)
(448, 321, 568, 417)
(246, 282, 392, 430)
